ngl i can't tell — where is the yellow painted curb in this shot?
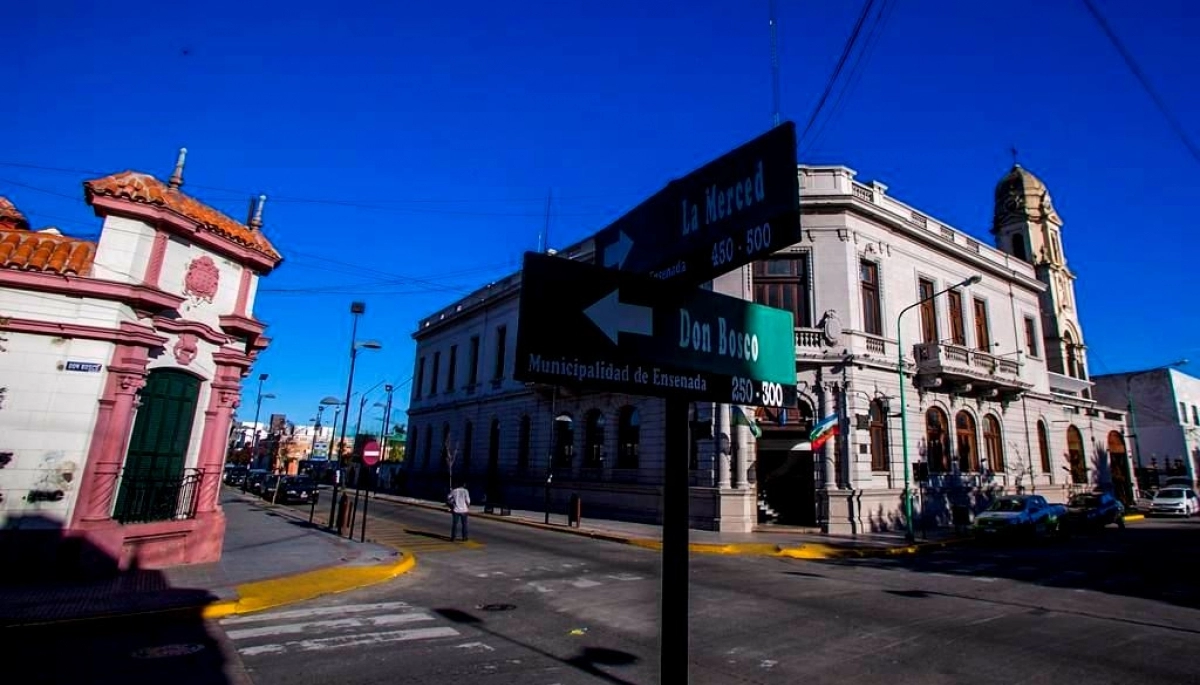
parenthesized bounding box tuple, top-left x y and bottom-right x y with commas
(1124, 514, 1145, 522)
(200, 551, 416, 620)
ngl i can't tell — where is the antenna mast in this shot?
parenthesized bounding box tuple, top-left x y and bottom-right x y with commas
(769, 0, 781, 127)
(539, 189, 552, 253)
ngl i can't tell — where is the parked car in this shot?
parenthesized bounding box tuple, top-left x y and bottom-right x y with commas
(261, 475, 319, 504)
(244, 469, 270, 495)
(1061, 491, 1125, 531)
(223, 466, 249, 486)
(1148, 488, 1198, 517)
(972, 495, 1066, 539)
(1162, 476, 1195, 490)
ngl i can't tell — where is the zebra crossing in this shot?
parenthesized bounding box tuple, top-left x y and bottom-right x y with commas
(221, 601, 468, 658)
(367, 524, 484, 554)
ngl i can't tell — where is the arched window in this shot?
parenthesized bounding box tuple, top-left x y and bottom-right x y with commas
(1066, 425, 1087, 484)
(926, 408, 950, 473)
(1011, 233, 1027, 262)
(462, 421, 474, 474)
(487, 419, 500, 473)
(956, 411, 979, 472)
(869, 399, 890, 472)
(553, 414, 574, 469)
(1063, 331, 1082, 379)
(983, 414, 1004, 472)
(517, 415, 531, 471)
(1037, 420, 1051, 473)
(584, 409, 605, 468)
(617, 406, 640, 469)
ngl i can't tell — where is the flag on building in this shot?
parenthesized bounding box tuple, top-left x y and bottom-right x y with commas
(809, 414, 839, 450)
(732, 405, 762, 438)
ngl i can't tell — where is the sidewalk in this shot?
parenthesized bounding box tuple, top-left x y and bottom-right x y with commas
(0, 489, 411, 627)
(370, 491, 969, 559)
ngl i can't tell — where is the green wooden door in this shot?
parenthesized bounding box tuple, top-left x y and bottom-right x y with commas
(114, 370, 201, 522)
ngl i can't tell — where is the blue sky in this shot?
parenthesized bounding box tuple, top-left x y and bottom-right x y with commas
(3, 0, 1198, 429)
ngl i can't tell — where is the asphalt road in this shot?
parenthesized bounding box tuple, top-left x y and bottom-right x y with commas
(213, 499, 1200, 685)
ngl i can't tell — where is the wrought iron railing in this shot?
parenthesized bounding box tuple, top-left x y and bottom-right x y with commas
(112, 468, 203, 524)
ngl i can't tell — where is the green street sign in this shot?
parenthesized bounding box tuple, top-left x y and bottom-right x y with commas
(515, 252, 797, 408)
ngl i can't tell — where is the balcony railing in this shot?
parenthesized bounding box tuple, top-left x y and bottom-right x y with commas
(914, 342, 1022, 380)
(112, 467, 203, 524)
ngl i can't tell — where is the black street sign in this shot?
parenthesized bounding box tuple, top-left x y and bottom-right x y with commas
(594, 121, 799, 287)
(514, 252, 797, 408)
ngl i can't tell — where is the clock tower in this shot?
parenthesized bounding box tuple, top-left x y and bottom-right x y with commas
(992, 165, 1089, 387)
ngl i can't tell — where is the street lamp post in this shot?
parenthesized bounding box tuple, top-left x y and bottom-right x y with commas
(331, 301, 382, 532)
(1126, 359, 1188, 482)
(896, 274, 981, 543)
(250, 373, 275, 470)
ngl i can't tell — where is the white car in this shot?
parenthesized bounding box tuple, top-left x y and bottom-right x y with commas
(1149, 488, 1199, 517)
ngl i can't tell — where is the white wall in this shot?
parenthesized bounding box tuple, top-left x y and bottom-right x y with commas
(0, 329, 112, 528)
(159, 235, 247, 329)
(92, 215, 155, 283)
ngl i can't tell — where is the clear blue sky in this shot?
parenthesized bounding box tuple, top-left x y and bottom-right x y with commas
(3, 0, 1198, 429)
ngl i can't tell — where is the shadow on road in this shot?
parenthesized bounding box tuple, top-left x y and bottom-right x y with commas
(434, 606, 642, 685)
(818, 519, 1200, 611)
(0, 515, 239, 684)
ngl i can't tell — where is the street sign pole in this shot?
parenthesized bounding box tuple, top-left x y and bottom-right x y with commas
(356, 440, 382, 543)
(660, 397, 690, 682)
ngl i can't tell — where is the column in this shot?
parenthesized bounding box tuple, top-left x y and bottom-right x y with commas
(817, 381, 834, 489)
(73, 364, 147, 524)
(716, 403, 731, 489)
(194, 375, 241, 514)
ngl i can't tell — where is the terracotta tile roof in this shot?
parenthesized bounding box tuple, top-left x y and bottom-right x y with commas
(84, 171, 281, 260)
(0, 225, 96, 275)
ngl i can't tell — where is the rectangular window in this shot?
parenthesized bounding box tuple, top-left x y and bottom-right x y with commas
(1023, 316, 1039, 357)
(414, 357, 425, 399)
(947, 290, 965, 345)
(973, 298, 991, 351)
(1193, 405, 1199, 426)
(467, 335, 480, 387)
(859, 260, 882, 336)
(752, 255, 813, 327)
(918, 278, 937, 344)
(429, 351, 440, 396)
(445, 345, 457, 393)
(492, 325, 507, 380)
(1182, 402, 1189, 422)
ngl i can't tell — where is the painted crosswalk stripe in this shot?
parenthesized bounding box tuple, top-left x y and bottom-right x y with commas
(225, 612, 435, 640)
(221, 602, 412, 626)
(240, 626, 462, 656)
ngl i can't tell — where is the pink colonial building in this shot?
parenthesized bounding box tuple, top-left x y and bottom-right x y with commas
(0, 151, 281, 571)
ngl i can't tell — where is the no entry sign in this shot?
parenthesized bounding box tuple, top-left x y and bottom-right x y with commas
(361, 440, 382, 466)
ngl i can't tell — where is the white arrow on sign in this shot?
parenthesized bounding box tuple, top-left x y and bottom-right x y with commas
(584, 290, 653, 345)
(602, 230, 633, 269)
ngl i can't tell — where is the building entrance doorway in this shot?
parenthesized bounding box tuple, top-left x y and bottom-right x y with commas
(114, 369, 201, 522)
(755, 447, 815, 527)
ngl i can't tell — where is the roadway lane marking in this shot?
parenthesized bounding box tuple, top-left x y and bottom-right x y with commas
(220, 602, 413, 625)
(455, 642, 496, 652)
(570, 578, 603, 588)
(225, 612, 435, 640)
(239, 626, 462, 656)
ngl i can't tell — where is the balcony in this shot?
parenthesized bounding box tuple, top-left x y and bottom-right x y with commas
(112, 468, 203, 524)
(912, 342, 1029, 400)
(1048, 371, 1093, 398)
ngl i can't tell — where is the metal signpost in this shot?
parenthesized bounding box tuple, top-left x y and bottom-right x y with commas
(516, 122, 799, 683)
(358, 440, 381, 542)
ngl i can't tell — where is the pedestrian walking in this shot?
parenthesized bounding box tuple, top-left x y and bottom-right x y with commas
(447, 481, 471, 542)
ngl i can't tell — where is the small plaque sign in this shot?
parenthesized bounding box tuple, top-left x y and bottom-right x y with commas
(64, 361, 103, 373)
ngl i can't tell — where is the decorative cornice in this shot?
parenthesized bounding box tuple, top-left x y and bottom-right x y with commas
(153, 315, 231, 346)
(0, 268, 185, 312)
(218, 314, 266, 339)
(3, 317, 167, 347)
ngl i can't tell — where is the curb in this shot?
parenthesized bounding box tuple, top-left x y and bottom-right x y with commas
(1124, 514, 1146, 523)
(375, 493, 968, 560)
(200, 550, 415, 620)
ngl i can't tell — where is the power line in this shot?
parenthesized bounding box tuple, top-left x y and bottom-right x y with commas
(802, 0, 896, 156)
(1079, 0, 1200, 165)
(797, 0, 878, 149)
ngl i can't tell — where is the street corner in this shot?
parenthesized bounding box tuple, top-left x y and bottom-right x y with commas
(774, 535, 975, 560)
(201, 547, 417, 620)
